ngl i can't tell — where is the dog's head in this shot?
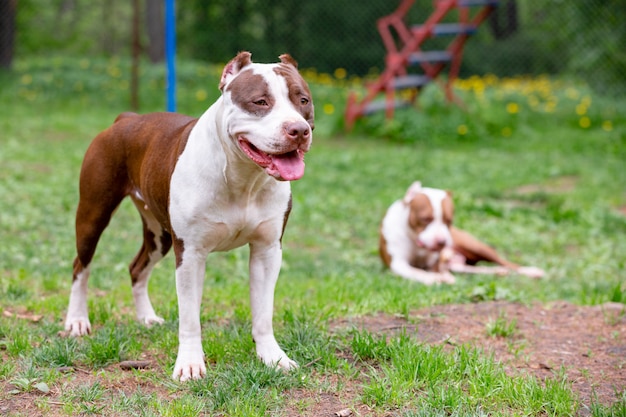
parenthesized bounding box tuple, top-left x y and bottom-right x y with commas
(402, 181, 454, 251)
(219, 51, 314, 181)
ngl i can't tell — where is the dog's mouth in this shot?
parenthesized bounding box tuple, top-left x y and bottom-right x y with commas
(417, 239, 447, 252)
(238, 138, 306, 181)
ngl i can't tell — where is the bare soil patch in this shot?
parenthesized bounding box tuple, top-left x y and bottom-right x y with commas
(334, 301, 626, 412)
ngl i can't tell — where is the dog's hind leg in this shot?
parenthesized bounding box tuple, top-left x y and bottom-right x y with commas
(129, 198, 172, 326)
(66, 188, 126, 336)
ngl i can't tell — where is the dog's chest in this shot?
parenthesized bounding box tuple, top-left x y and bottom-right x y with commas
(171, 181, 290, 252)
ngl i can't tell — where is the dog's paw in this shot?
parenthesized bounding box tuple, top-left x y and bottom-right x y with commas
(172, 347, 206, 382)
(437, 271, 456, 284)
(256, 343, 298, 371)
(517, 266, 545, 279)
(64, 317, 91, 337)
(139, 314, 165, 327)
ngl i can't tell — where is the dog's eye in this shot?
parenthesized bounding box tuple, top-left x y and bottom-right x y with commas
(300, 97, 309, 105)
(254, 99, 268, 106)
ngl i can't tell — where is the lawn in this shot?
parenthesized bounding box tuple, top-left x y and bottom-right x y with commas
(0, 56, 625, 416)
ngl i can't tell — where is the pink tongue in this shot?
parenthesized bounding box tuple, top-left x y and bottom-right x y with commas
(271, 151, 305, 181)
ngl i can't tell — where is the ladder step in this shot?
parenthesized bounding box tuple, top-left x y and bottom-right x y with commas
(435, 0, 498, 6)
(412, 23, 478, 36)
(408, 50, 452, 64)
(362, 99, 412, 115)
(456, 0, 498, 6)
(393, 75, 431, 90)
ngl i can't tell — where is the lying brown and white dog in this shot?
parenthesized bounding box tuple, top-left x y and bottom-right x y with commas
(379, 181, 545, 285)
(64, 52, 314, 381)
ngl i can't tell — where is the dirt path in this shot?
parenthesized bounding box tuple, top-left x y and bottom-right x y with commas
(336, 301, 626, 412)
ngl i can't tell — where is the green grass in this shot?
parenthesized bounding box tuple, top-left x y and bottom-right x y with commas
(0, 55, 625, 416)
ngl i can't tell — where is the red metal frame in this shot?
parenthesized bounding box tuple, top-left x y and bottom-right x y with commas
(345, 0, 497, 130)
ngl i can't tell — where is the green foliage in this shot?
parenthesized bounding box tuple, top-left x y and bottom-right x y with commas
(358, 333, 577, 414)
(32, 337, 82, 368)
(486, 312, 518, 338)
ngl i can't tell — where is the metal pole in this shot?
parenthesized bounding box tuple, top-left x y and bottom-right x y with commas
(165, 0, 176, 112)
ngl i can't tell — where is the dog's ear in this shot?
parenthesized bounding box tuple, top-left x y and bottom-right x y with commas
(402, 181, 422, 204)
(220, 51, 252, 91)
(279, 54, 298, 69)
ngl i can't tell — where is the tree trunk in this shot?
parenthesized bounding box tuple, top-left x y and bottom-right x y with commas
(0, 0, 17, 69)
(489, 0, 519, 40)
(145, 0, 164, 63)
(131, 0, 141, 110)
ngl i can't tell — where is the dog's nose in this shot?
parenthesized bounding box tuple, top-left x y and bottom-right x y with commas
(433, 236, 448, 251)
(284, 121, 311, 144)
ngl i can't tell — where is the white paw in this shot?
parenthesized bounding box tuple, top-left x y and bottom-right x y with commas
(517, 266, 545, 279)
(172, 346, 206, 381)
(65, 317, 91, 336)
(256, 343, 298, 371)
(437, 271, 456, 284)
(139, 315, 165, 327)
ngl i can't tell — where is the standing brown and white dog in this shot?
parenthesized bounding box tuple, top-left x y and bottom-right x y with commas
(64, 52, 314, 381)
(379, 181, 544, 285)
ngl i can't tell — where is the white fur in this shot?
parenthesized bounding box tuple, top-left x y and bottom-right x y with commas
(381, 199, 455, 285)
(167, 63, 307, 381)
(381, 182, 545, 284)
(65, 268, 92, 335)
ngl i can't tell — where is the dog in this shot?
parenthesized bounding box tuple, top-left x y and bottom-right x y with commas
(379, 181, 545, 285)
(64, 52, 314, 381)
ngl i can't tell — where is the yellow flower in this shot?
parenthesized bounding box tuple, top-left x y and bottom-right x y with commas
(579, 117, 591, 128)
(506, 102, 519, 114)
(527, 95, 539, 109)
(601, 120, 613, 132)
(323, 103, 335, 115)
(333, 68, 347, 80)
(544, 101, 557, 113)
(457, 124, 468, 135)
(195, 89, 208, 101)
(107, 66, 122, 78)
(484, 73, 498, 85)
(575, 104, 587, 116)
(565, 87, 579, 100)
(318, 73, 333, 85)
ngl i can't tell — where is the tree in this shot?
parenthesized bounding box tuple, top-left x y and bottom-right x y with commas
(145, 0, 164, 62)
(0, 0, 17, 69)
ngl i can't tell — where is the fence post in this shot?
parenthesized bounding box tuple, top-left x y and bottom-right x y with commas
(165, 0, 176, 112)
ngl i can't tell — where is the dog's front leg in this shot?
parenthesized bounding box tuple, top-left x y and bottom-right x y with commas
(390, 259, 456, 285)
(249, 242, 297, 371)
(172, 251, 207, 381)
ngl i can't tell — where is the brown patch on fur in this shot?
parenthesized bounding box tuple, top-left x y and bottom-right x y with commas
(407, 193, 434, 234)
(279, 194, 293, 248)
(279, 53, 298, 68)
(442, 192, 454, 226)
(273, 62, 315, 129)
(219, 51, 252, 91)
(227, 70, 274, 117)
(378, 225, 392, 267)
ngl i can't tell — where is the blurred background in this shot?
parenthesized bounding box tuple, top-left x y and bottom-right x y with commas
(1, 0, 625, 97)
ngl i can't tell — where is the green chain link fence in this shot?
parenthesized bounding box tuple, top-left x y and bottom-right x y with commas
(4, 0, 626, 95)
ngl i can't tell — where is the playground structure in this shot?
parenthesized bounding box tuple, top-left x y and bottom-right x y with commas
(344, 0, 498, 130)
